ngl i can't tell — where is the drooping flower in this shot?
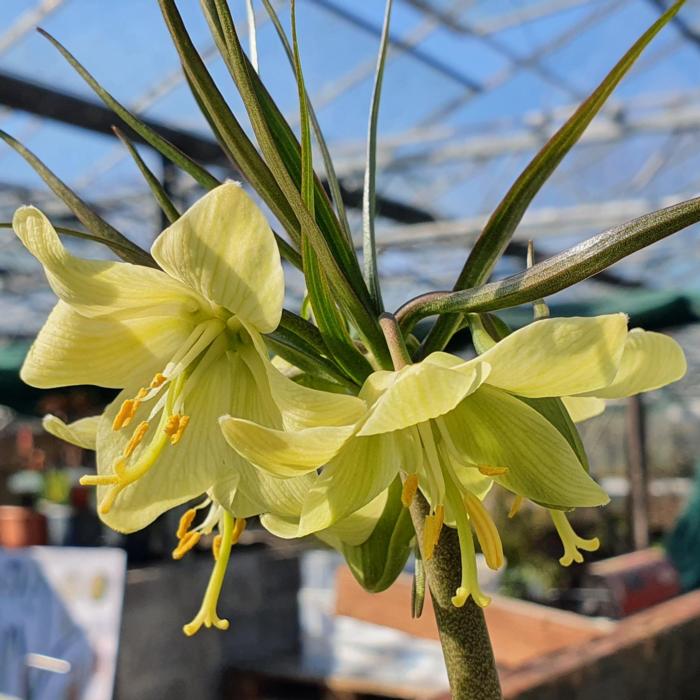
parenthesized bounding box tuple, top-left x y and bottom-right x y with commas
(14, 182, 369, 634)
(221, 314, 686, 607)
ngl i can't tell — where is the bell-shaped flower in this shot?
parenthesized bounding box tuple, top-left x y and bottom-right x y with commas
(221, 314, 685, 608)
(14, 182, 364, 534)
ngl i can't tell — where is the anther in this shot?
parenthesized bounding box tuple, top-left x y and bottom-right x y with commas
(478, 465, 509, 476)
(423, 504, 445, 561)
(177, 508, 198, 540)
(136, 387, 149, 400)
(150, 372, 167, 388)
(172, 531, 201, 560)
(164, 414, 181, 437)
(112, 399, 138, 431)
(212, 534, 222, 561)
(170, 415, 190, 445)
(401, 474, 419, 508)
(124, 421, 149, 458)
(508, 495, 524, 519)
(79, 474, 119, 486)
(231, 518, 247, 546)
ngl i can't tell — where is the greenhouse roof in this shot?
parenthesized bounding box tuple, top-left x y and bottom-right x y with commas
(1, 0, 700, 334)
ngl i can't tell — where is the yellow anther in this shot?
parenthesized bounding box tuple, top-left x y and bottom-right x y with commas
(212, 534, 222, 561)
(401, 474, 419, 508)
(172, 531, 201, 560)
(164, 414, 181, 437)
(113, 399, 139, 431)
(464, 491, 504, 570)
(478, 464, 509, 477)
(170, 415, 190, 445)
(177, 508, 198, 540)
(79, 474, 119, 486)
(124, 421, 150, 458)
(150, 372, 167, 388)
(423, 504, 445, 561)
(135, 387, 149, 400)
(508, 495, 524, 519)
(231, 518, 247, 546)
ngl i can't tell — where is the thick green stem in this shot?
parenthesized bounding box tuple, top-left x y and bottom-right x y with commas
(410, 494, 502, 700)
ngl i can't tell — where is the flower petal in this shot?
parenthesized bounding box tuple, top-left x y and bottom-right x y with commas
(21, 301, 193, 389)
(43, 414, 99, 450)
(357, 360, 489, 436)
(13, 206, 196, 318)
(581, 328, 686, 399)
(561, 397, 606, 423)
(298, 433, 404, 536)
(479, 314, 628, 398)
(443, 386, 609, 508)
(219, 418, 355, 477)
(151, 182, 284, 333)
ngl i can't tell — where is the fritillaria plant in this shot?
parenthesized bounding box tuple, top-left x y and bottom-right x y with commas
(1, 1, 693, 697)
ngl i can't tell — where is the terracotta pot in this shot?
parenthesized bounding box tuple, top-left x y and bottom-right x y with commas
(0, 505, 47, 547)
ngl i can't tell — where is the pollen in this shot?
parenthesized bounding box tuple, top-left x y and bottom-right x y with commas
(135, 387, 149, 400)
(124, 421, 150, 458)
(170, 415, 190, 445)
(401, 474, 419, 507)
(464, 491, 504, 570)
(478, 465, 509, 476)
(172, 531, 202, 560)
(113, 399, 139, 431)
(423, 504, 445, 561)
(508, 495, 524, 519)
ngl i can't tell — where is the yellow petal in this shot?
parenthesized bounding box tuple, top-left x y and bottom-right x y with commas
(582, 328, 686, 399)
(151, 182, 284, 333)
(298, 433, 403, 536)
(219, 417, 355, 478)
(357, 360, 489, 437)
(12, 206, 197, 318)
(479, 314, 628, 398)
(561, 396, 606, 423)
(442, 386, 609, 509)
(21, 301, 193, 389)
(42, 414, 99, 450)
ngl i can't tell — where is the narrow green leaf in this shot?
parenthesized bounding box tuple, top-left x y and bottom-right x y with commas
(0, 130, 155, 268)
(259, 0, 353, 245)
(0, 222, 137, 257)
(395, 195, 700, 331)
(420, 0, 685, 357)
(157, 1, 302, 244)
(291, 0, 373, 385)
(201, 0, 392, 368)
(362, 0, 393, 313)
(112, 127, 180, 225)
(38, 28, 221, 192)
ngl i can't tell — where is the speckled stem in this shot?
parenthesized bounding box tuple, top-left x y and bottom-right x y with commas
(410, 494, 502, 700)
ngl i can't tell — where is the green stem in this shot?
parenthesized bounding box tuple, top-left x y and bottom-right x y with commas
(410, 494, 502, 700)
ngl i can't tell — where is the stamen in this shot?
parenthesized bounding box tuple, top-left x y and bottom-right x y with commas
(172, 531, 202, 560)
(79, 474, 119, 486)
(464, 491, 504, 570)
(231, 518, 247, 546)
(164, 414, 181, 437)
(183, 511, 235, 636)
(416, 423, 446, 506)
(124, 421, 149, 458)
(112, 399, 139, 431)
(177, 508, 198, 540)
(401, 474, 419, 507)
(478, 465, 508, 477)
(150, 372, 167, 388)
(423, 504, 444, 561)
(444, 477, 491, 608)
(508, 495, 524, 519)
(212, 534, 222, 561)
(136, 387, 149, 400)
(550, 510, 600, 566)
(170, 415, 190, 445)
